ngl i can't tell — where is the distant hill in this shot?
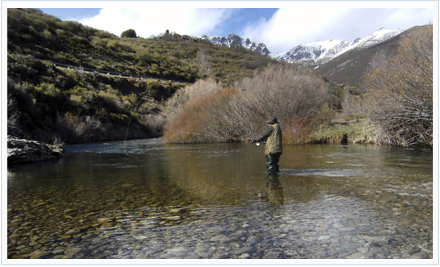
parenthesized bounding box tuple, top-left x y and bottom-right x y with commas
(269, 26, 433, 88)
(201, 33, 271, 55)
(200, 27, 418, 88)
(273, 28, 405, 87)
(8, 8, 276, 85)
(315, 33, 401, 88)
(274, 28, 403, 66)
(315, 26, 433, 88)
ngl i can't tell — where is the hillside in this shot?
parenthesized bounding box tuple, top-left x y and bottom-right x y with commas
(274, 28, 403, 66)
(316, 25, 432, 90)
(8, 8, 276, 85)
(315, 33, 401, 89)
(7, 8, 277, 145)
(272, 27, 421, 89)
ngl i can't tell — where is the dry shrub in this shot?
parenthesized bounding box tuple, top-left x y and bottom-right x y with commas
(282, 117, 312, 144)
(284, 103, 335, 143)
(164, 64, 333, 144)
(164, 88, 238, 143)
(196, 88, 241, 141)
(164, 78, 223, 120)
(231, 63, 331, 144)
(163, 109, 207, 143)
(141, 113, 166, 134)
(56, 112, 102, 143)
(361, 25, 433, 147)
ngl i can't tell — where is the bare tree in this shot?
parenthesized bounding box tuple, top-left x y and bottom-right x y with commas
(231, 63, 332, 142)
(164, 64, 333, 144)
(163, 78, 222, 120)
(196, 48, 212, 76)
(361, 25, 433, 147)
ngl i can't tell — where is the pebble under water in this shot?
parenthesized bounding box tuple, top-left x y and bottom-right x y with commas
(7, 139, 433, 262)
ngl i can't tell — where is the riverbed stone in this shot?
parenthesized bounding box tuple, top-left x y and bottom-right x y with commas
(166, 216, 181, 221)
(263, 251, 280, 259)
(318, 235, 331, 241)
(7, 135, 63, 165)
(29, 250, 51, 259)
(7, 140, 433, 260)
(211, 235, 230, 242)
(160, 247, 194, 258)
(231, 247, 254, 255)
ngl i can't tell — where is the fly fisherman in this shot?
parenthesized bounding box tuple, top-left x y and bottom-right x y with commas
(251, 116, 283, 174)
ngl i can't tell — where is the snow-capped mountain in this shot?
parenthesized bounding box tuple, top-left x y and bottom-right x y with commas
(201, 34, 271, 55)
(275, 28, 404, 66)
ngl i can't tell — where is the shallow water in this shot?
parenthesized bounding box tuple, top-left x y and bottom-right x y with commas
(7, 138, 433, 259)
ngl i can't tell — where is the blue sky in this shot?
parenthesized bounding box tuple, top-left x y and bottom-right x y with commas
(40, 8, 279, 39)
(30, 3, 436, 54)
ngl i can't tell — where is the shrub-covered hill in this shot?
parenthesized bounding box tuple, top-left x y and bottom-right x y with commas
(8, 8, 276, 84)
(7, 8, 278, 144)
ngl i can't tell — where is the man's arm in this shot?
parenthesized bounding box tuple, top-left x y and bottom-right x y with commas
(252, 126, 273, 142)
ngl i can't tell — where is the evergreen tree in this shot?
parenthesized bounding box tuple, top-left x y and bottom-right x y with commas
(121, 29, 137, 38)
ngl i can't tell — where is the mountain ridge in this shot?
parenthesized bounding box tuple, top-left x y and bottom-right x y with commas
(201, 33, 271, 55)
(201, 27, 404, 75)
(273, 27, 403, 66)
(201, 27, 406, 87)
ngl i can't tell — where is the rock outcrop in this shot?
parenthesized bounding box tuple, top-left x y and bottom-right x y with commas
(7, 136, 63, 165)
(201, 34, 271, 55)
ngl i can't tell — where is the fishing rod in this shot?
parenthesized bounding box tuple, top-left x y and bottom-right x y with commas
(123, 90, 152, 157)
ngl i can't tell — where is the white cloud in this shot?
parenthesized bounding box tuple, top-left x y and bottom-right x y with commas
(241, 7, 434, 53)
(73, 4, 434, 54)
(241, 8, 351, 53)
(385, 8, 433, 27)
(79, 8, 233, 38)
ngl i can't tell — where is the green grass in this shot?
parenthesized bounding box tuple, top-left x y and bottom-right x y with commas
(308, 119, 377, 144)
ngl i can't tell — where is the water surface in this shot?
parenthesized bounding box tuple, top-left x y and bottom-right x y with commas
(7, 139, 433, 260)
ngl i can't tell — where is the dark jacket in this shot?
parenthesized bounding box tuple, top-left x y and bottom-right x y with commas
(253, 123, 283, 156)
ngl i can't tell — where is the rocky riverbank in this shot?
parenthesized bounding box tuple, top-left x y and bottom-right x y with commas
(7, 136, 63, 165)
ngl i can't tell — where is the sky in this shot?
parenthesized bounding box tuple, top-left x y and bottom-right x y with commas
(14, 2, 439, 54)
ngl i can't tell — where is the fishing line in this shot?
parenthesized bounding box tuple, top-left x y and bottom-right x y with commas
(123, 90, 151, 157)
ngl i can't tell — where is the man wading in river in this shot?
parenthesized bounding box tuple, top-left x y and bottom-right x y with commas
(252, 116, 283, 174)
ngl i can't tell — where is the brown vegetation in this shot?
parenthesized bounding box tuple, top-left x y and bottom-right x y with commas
(164, 88, 239, 143)
(361, 25, 433, 147)
(164, 64, 335, 144)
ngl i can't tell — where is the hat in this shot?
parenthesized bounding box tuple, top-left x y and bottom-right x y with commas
(266, 116, 277, 124)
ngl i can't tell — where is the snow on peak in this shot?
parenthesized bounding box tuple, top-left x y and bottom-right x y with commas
(201, 34, 271, 55)
(274, 28, 403, 65)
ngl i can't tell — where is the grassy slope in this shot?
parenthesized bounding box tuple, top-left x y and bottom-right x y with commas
(307, 119, 377, 144)
(7, 8, 279, 144)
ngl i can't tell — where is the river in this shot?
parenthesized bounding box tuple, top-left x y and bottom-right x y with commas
(7, 138, 433, 261)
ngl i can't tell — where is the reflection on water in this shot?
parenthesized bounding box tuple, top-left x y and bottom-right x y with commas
(7, 138, 433, 260)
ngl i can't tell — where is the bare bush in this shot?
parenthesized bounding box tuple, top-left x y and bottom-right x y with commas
(231, 63, 332, 143)
(164, 64, 333, 144)
(196, 48, 212, 76)
(56, 112, 102, 143)
(164, 88, 239, 143)
(196, 88, 242, 141)
(361, 25, 433, 147)
(141, 113, 166, 134)
(163, 78, 223, 120)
